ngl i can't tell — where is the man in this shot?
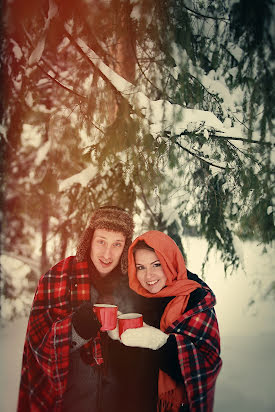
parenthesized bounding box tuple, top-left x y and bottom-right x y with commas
(17, 206, 140, 412)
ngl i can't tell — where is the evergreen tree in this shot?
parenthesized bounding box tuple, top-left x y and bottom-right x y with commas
(1, 0, 274, 318)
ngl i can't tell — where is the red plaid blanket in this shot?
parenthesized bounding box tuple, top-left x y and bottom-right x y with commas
(168, 281, 222, 411)
(17, 256, 102, 412)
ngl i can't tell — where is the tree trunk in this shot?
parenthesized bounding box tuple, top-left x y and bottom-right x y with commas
(107, 0, 136, 124)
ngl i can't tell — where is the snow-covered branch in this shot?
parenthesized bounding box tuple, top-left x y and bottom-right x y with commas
(59, 164, 98, 192)
(183, 1, 230, 22)
(37, 63, 88, 100)
(165, 135, 227, 170)
(1, 252, 40, 275)
(64, 24, 228, 139)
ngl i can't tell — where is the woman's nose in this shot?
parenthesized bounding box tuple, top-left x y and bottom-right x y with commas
(144, 267, 153, 279)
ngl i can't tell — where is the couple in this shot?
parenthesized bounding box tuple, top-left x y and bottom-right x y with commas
(17, 206, 222, 412)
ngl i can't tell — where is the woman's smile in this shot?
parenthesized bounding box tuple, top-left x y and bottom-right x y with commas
(146, 279, 159, 285)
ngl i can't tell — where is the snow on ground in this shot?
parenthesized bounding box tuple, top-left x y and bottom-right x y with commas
(0, 237, 274, 412)
(0, 316, 28, 412)
(184, 237, 275, 412)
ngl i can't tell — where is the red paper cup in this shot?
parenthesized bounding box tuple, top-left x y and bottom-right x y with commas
(118, 313, 143, 337)
(93, 304, 118, 331)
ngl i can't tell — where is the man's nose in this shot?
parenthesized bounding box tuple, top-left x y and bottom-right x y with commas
(102, 245, 112, 260)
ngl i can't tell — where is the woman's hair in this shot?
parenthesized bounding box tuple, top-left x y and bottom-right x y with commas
(132, 240, 155, 256)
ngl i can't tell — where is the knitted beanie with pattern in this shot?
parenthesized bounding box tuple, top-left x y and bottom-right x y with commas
(76, 206, 134, 274)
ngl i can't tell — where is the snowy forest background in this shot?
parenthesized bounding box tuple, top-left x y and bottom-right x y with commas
(0, 0, 275, 411)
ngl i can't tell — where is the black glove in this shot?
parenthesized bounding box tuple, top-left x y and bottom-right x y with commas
(158, 334, 183, 383)
(72, 302, 101, 340)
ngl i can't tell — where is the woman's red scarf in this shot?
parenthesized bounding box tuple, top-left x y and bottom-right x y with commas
(128, 230, 202, 411)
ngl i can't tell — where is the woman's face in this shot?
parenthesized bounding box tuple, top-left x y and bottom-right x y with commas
(134, 249, 167, 293)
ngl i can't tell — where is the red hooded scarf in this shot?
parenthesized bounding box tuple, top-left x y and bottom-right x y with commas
(128, 230, 202, 411)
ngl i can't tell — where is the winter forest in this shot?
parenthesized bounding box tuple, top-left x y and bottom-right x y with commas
(0, 0, 275, 411)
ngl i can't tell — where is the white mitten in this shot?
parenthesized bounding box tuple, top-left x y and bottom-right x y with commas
(121, 325, 168, 350)
(107, 323, 120, 340)
(107, 311, 122, 341)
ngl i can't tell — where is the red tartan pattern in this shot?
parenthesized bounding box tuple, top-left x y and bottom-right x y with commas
(168, 289, 222, 412)
(17, 256, 103, 412)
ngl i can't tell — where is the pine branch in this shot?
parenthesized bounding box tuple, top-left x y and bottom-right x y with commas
(63, 27, 124, 101)
(130, 34, 165, 98)
(227, 140, 263, 167)
(139, 186, 158, 222)
(176, 130, 273, 146)
(38, 64, 105, 134)
(23, 25, 88, 101)
(135, 169, 158, 221)
(166, 134, 227, 170)
(183, 2, 229, 22)
(213, 134, 273, 146)
(188, 73, 223, 108)
(37, 63, 88, 100)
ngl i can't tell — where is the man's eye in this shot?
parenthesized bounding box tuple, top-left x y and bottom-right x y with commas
(114, 243, 122, 247)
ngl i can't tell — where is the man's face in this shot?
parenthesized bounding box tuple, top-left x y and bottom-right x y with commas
(90, 228, 126, 277)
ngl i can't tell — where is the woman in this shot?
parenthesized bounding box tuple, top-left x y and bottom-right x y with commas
(121, 230, 222, 412)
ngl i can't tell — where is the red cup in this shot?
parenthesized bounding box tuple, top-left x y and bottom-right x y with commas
(93, 304, 118, 331)
(118, 313, 143, 337)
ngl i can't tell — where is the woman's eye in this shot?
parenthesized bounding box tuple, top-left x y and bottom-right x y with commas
(136, 266, 144, 271)
(153, 262, 161, 268)
(97, 240, 104, 245)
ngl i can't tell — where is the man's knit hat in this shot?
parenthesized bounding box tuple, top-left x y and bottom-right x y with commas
(76, 206, 134, 274)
